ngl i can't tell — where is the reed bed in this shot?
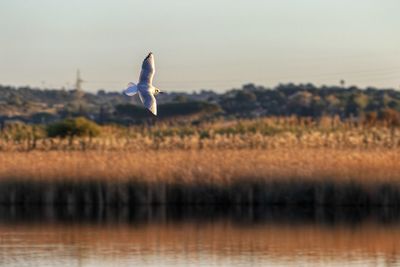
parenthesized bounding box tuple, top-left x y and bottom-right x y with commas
(0, 149, 399, 183)
(1, 117, 400, 206)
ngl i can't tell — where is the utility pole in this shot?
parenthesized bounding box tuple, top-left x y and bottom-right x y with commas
(73, 70, 85, 114)
(74, 69, 85, 100)
(75, 69, 84, 92)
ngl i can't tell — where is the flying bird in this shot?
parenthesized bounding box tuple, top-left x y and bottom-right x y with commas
(123, 52, 163, 115)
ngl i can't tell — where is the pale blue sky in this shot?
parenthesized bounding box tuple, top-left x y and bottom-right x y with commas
(1, 0, 399, 92)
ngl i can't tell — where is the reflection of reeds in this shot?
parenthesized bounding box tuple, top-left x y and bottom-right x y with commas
(1, 221, 400, 263)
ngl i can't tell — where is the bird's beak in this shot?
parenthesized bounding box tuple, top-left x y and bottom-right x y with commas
(159, 91, 165, 94)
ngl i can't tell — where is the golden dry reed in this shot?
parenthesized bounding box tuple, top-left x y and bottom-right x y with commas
(0, 149, 399, 183)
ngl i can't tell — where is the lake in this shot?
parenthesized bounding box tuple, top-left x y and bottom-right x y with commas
(0, 205, 399, 266)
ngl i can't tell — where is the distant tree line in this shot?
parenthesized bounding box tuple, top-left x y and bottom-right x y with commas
(1, 83, 400, 125)
(219, 83, 400, 118)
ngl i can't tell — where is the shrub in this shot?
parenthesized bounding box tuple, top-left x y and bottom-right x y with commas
(46, 117, 101, 138)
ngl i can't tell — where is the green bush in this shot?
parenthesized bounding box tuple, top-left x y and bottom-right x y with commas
(46, 117, 101, 138)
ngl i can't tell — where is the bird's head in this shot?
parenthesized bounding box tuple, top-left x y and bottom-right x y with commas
(154, 88, 164, 95)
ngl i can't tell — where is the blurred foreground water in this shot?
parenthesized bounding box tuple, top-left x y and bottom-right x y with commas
(0, 205, 400, 266)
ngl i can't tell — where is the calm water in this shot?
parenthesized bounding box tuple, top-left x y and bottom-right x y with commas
(0, 206, 400, 266)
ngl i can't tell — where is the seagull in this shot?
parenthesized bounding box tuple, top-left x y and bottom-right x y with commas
(123, 52, 163, 115)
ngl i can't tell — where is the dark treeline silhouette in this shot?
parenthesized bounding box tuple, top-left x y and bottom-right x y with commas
(0, 83, 400, 125)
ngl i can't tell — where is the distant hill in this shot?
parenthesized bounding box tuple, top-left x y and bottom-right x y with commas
(0, 83, 399, 125)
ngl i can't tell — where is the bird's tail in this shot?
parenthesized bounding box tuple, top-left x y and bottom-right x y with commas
(123, 82, 138, 96)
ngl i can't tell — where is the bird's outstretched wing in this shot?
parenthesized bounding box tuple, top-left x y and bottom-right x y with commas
(123, 82, 138, 96)
(139, 52, 155, 85)
(138, 89, 157, 115)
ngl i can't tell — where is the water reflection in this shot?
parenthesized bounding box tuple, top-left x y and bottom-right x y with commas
(1, 205, 400, 266)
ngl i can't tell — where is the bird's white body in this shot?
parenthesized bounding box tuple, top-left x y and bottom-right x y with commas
(123, 53, 162, 115)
